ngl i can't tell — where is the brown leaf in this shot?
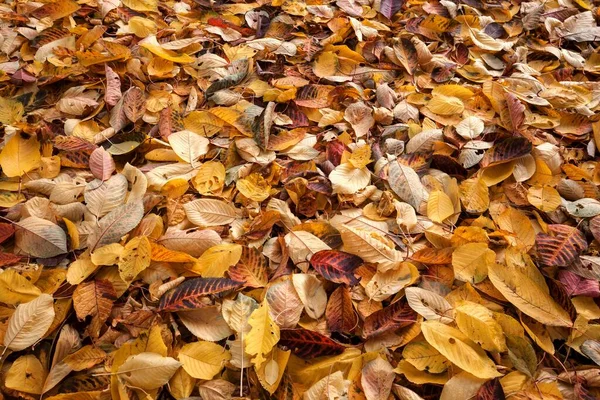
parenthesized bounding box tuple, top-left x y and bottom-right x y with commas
(72, 280, 117, 337)
(326, 285, 357, 333)
(363, 299, 417, 339)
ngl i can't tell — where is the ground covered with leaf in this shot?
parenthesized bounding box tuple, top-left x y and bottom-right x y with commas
(1, 0, 600, 399)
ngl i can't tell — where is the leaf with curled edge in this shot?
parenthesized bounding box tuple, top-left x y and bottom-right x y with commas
(363, 299, 418, 339)
(206, 58, 249, 97)
(158, 278, 242, 312)
(278, 328, 346, 358)
(535, 224, 587, 267)
(310, 250, 363, 285)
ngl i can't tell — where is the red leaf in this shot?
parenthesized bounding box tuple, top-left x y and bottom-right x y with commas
(310, 250, 363, 285)
(536, 224, 587, 267)
(363, 300, 417, 339)
(158, 278, 242, 312)
(278, 328, 346, 358)
(0, 222, 15, 244)
(0, 252, 21, 267)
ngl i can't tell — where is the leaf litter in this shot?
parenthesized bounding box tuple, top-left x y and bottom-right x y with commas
(0, 0, 599, 398)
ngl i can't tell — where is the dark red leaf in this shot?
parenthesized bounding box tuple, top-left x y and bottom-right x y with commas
(326, 286, 358, 333)
(310, 250, 363, 285)
(278, 328, 346, 358)
(363, 299, 417, 339)
(158, 278, 242, 311)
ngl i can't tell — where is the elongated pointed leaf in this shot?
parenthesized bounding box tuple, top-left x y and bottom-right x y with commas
(278, 328, 346, 358)
(158, 278, 242, 311)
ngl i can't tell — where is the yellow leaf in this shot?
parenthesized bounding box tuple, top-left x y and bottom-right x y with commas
(329, 164, 371, 194)
(237, 173, 271, 201)
(394, 360, 449, 385)
(122, 0, 157, 12)
(455, 301, 507, 352)
(255, 347, 290, 394)
(169, 368, 196, 399)
(526, 185, 561, 212)
(63, 345, 107, 371)
(348, 145, 372, 169)
(459, 178, 490, 213)
(245, 300, 280, 368)
(421, 320, 501, 379)
(402, 341, 450, 373)
(488, 263, 572, 327)
(91, 243, 124, 266)
(0, 133, 41, 177)
(197, 243, 242, 277)
(0, 269, 42, 305)
(426, 95, 464, 115)
(0, 97, 24, 125)
(118, 236, 152, 282)
(178, 341, 231, 379)
(117, 352, 181, 390)
(140, 35, 195, 64)
(427, 190, 455, 223)
(0, 191, 25, 207)
(495, 207, 535, 250)
(193, 161, 226, 195)
(66, 256, 98, 285)
(5, 355, 47, 394)
(480, 161, 516, 186)
(128, 16, 157, 38)
(451, 242, 494, 283)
